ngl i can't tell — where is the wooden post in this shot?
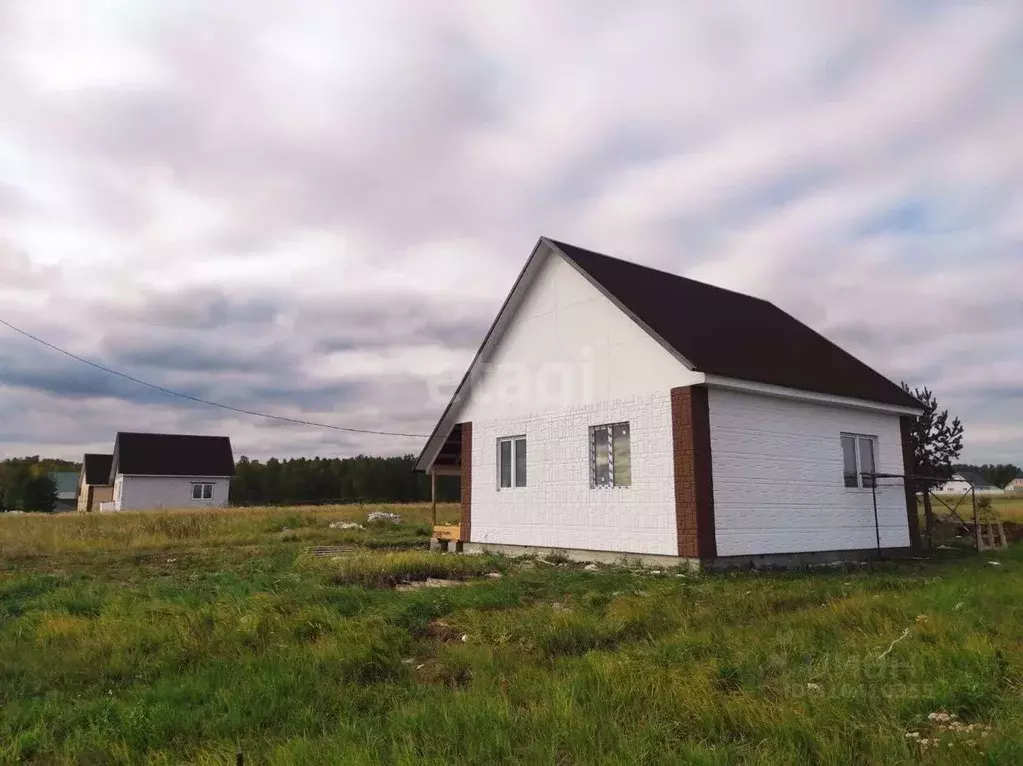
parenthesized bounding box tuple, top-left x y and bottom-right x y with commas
(430, 468, 437, 528)
(923, 490, 935, 551)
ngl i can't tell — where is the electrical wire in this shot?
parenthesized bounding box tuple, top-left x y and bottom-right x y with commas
(0, 317, 430, 438)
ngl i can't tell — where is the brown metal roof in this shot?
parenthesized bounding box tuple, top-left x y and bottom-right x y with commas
(551, 240, 920, 409)
(82, 453, 113, 485)
(111, 433, 235, 479)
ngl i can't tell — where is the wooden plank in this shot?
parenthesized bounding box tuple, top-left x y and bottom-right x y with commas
(433, 525, 461, 541)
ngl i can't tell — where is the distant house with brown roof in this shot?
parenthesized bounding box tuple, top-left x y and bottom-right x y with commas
(107, 433, 235, 511)
(77, 454, 113, 512)
(416, 237, 924, 567)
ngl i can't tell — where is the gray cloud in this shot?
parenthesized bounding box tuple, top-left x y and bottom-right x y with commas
(0, 1, 1021, 463)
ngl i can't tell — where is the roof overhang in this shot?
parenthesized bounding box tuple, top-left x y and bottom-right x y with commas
(703, 375, 925, 416)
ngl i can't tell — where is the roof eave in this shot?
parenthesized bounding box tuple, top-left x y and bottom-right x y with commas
(703, 375, 926, 416)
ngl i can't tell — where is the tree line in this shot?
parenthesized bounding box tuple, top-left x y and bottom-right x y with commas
(1, 454, 460, 511)
(954, 464, 1023, 489)
(230, 455, 460, 506)
(0, 457, 79, 512)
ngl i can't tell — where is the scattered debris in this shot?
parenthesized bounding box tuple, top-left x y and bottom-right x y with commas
(583, 563, 599, 572)
(878, 627, 911, 660)
(806, 682, 822, 692)
(915, 614, 929, 624)
(987, 560, 1002, 567)
(460, 634, 469, 643)
(650, 570, 662, 575)
(551, 602, 571, 611)
(277, 528, 298, 541)
(953, 602, 965, 611)
(367, 512, 402, 524)
(907, 711, 994, 752)
(311, 545, 356, 557)
(329, 521, 363, 530)
(485, 572, 503, 579)
(395, 578, 467, 592)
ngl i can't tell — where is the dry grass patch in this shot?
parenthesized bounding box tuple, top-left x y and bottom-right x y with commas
(304, 550, 503, 588)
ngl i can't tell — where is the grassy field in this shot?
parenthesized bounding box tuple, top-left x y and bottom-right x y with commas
(1, 506, 1022, 764)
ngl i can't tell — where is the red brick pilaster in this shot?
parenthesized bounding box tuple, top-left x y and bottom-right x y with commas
(459, 422, 472, 543)
(671, 386, 716, 560)
(900, 415, 921, 551)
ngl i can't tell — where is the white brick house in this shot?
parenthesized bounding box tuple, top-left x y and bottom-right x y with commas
(106, 432, 234, 511)
(416, 238, 924, 567)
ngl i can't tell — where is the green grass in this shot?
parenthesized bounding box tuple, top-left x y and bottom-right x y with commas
(1, 508, 1022, 764)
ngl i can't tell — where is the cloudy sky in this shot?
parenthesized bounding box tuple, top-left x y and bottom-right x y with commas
(1, 0, 1020, 464)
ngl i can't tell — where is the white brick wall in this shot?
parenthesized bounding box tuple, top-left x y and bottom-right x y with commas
(115, 476, 232, 511)
(708, 387, 910, 556)
(470, 391, 678, 556)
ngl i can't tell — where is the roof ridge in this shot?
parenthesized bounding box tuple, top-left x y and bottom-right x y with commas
(115, 431, 231, 439)
(545, 237, 775, 305)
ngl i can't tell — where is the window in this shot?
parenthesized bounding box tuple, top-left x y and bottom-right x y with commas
(841, 434, 877, 489)
(591, 422, 631, 488)
(192, 483, 214, 500)
(498, 437, 527, 489)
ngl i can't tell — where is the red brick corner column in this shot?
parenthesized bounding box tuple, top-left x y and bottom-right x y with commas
(899, 415, 921, 551)
(458, 422, 473, 543)
(671, 385, 717, 560)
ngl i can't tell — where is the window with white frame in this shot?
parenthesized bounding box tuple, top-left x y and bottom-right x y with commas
(497, 436, 527, 489)
(841, 434, 877, 488)
(590, 422, 631, 488)
(191, 483, 214, 500)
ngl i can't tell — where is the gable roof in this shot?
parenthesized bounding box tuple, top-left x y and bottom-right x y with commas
(415, 237, 921, 472)
(111, 433, 235, 479)
(82, 454, 113, 486)
(551, 240, 921, 410)
(950, 470, 1000, 489)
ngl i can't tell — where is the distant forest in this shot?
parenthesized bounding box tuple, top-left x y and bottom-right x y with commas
(1, 455, 459, 510)
(954, 464, 1022, 489)
(230, 455, 460, 506)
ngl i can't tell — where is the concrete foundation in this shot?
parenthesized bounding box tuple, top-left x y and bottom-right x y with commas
(451, 541, 915, 572)
(710, 546, 914, 570)
(460, 542, 701, 570)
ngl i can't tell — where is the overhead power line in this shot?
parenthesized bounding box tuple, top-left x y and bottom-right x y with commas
(0, 317, 429, 439)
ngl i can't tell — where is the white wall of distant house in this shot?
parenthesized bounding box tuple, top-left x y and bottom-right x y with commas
(708, 388, 910, 556)
(935, 477, 1004, 495)
(110, 475, 231, 511)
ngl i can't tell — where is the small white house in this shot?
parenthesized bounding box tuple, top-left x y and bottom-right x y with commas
(416, 237, 926, 567)
(935, 472, 1004, 496)
(107, 432, 235, 511)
